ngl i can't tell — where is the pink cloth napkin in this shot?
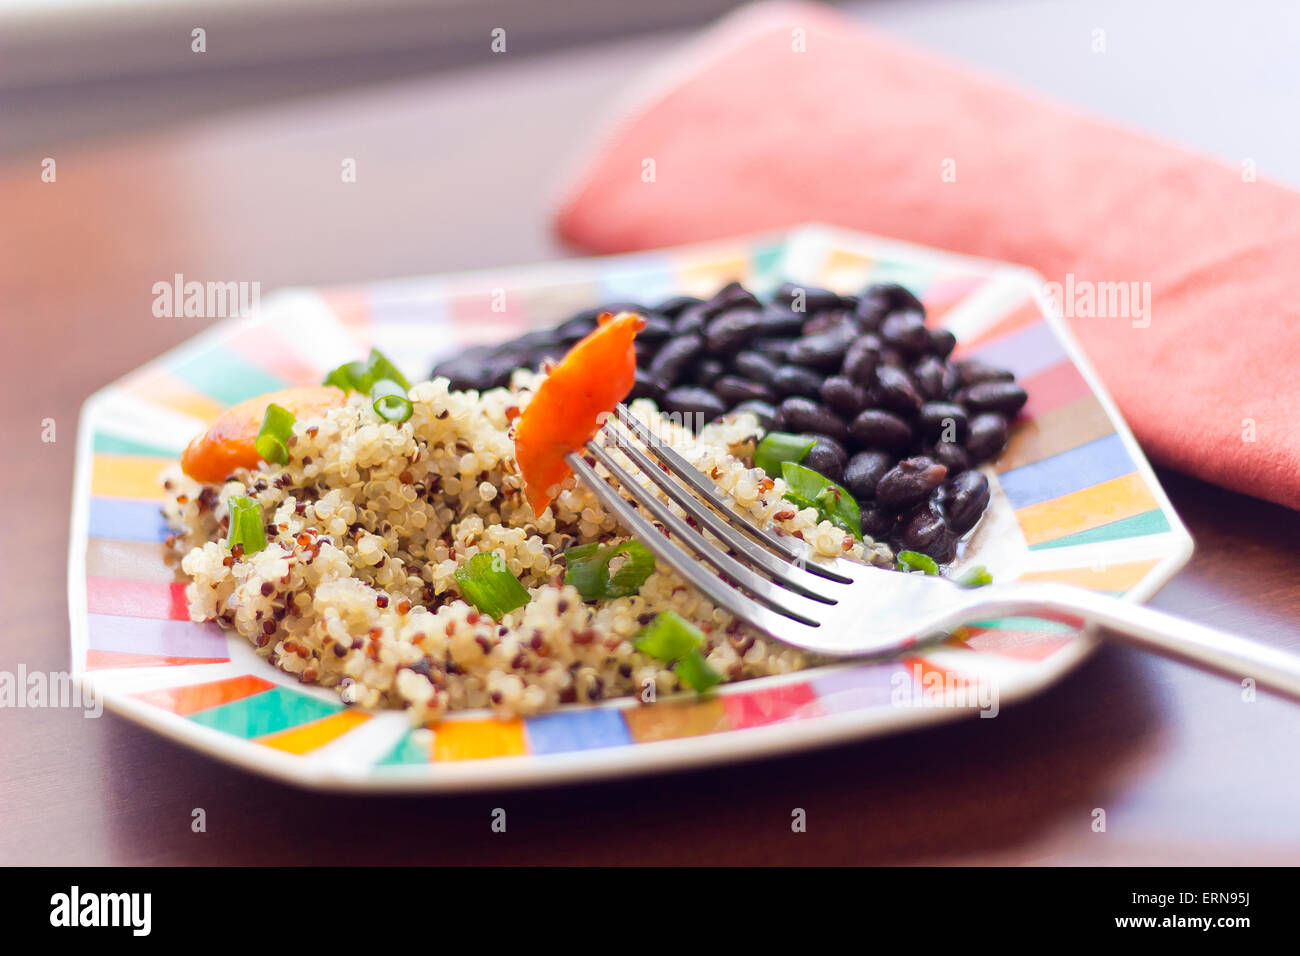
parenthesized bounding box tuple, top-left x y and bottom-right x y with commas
(554, 1, 1300, 510)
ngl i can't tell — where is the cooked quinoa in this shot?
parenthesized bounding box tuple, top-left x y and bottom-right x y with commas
(163, 369, 893, 723)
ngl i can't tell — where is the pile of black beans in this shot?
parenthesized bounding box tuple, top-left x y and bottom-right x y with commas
(431, 280, 1027, 563)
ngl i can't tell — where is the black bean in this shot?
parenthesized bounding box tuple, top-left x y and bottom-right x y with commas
(638, 314, 675, 342)
(896, 503, 957, 562)
(935, 470, 990, 535)
(713, 375, 775, 405)
(841, 336, 881, 387)
(801, 310, 848, 335)
(634, 338, 657, 368)
(731, 400, 778, 430)
(750, 337, 798, 363)
(918, 401, 969, 441)
(875, 456, 948, 510)
(777, 398, 850, 444)
(629, 368, 663, 402)
(849, 409, 914, 450)
(502, 328, 561, 352)
(704, 308, 766, 354)
(486, 343, 537, 369)
(843, 451, 894, 499)
(772, 364, 824, 398)
(911, 355, 947, 400)
(803, 437, 847, 483)
(673, 303, 711, 336)
(860, 504, 894, 539)
(732, 350, 780, 385)
(431, 345, 492, 389)
(703, 280, 761, 316)
(956, 359, 1015, 386)
(878, 347, 908, 369)
(692, 358, 727, 388)
(554, 315, 598, 343)
(928, 328, 957, 359)
(654, 296, 703, 319)
(960, 381, 1028, 416)
(964, 412, 1010, 462)
(820, 376, 871, 418)
(941, 361, 962, 396)
(648, 334, 703, 387)
(773, 281, 846, 314)
(663, 387, 726, 428)
(930, 441, 970, 474)
(873, 365, 924, 417)
(879, 311, 930, 353)
(573, 301, 644, 324)
(788, 324, 854, 371)
(757, 306, 806, 338)
(854, 283, 926, 330)
(454, 351, 526, 389)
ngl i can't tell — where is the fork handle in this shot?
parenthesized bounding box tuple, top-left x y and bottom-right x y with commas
(993, 583, 1300, 702)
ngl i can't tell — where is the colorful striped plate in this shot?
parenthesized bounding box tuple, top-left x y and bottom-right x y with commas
(69, 225, 1193, 791)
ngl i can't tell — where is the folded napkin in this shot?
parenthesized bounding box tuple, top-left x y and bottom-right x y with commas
(554, 1, 1300, 510)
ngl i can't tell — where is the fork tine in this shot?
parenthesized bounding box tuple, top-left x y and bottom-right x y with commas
(614, 404, 852, 584)
(599, 423, 843, 601)
(568, 448, 829, 628)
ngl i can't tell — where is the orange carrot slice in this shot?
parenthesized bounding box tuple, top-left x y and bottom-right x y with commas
(181, 385, 347, 483)
(514, 311, 644, 516)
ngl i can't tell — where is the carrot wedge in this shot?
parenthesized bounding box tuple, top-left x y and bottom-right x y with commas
(514, 312, 644, 516)
(181, 385, 347, 483)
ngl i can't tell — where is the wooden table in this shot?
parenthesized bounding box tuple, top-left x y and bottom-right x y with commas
(3, 31, 1299, 867)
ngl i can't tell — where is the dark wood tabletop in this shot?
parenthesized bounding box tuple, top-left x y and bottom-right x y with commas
(3, 29, 1299, 867)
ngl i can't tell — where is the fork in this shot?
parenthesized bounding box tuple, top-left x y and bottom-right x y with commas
(565, 403, 1300, 702)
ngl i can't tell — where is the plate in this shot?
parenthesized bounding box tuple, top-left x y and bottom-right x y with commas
(69, 224, 1193, 791)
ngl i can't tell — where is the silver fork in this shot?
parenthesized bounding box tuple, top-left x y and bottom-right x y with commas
(565, 403, 1300, 702)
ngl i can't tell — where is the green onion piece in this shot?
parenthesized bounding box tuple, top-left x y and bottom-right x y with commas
(633, 610, 704, 663)
(323, 359, 369, 392)
(370, 379, 413, 423)
(897, 550, 940, 575)
(780, 461, 862, 540)
(322, 348, 410, 394)
(634, 613, 722, 695)
(225, 495, 267, 555)
(675, 648, 722, 693)
(754, 431, 816, 477)
(364, 348, 411, 391)
(954, 564, 992, 588)
(564, 540, 656, 601)
(454, 551, 530, 620)
(254, 402, 294, 465)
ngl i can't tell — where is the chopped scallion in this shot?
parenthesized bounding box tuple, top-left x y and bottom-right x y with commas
(322, 348, 410, 395)
(254, 402, 294, 465)
(633, 610, 704, 664)
(564, 540, 656, 601)
(954, 564, 992, 587)
(364, 348, 410, 391)
(674, 648, 722, 693)
(754, 431, 815, 477)
(633, 611, 722, 693)
(225, 495, 267, 555)
(780, 461, 862, 540)
(454, 551, 530, 620)
(370, 380, 413, 423)
(897, 550, 940, 575)
(323, 360, 369, 393)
